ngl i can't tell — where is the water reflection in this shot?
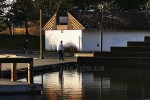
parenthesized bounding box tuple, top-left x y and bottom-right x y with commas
(41, 71, 82, 100)
(0, 95, 42, 100)
(18, 67, 150, 100)
(2, 63, 150, 100)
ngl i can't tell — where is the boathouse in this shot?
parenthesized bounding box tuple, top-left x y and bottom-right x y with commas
(43, 11, 150, 52)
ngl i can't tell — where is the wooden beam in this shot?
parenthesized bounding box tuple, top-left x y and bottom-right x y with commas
(28, 61, 34, 84)
(0, 63, 1, 79)
(0, 57, 33, 83)
(0, 58, 33, 63)
(57, 25, 68, 30)
(11, 63, 17, 81)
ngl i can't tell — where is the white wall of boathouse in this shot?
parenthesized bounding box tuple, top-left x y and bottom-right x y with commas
(45, 30, 150, 52)
(103, 31, 150, 51)
(45, 30, 82, 51)
(82, 31, 101, 51)
(45, 30, 101, 51)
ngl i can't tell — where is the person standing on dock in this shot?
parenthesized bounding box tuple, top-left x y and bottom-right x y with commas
(22, 39, 28, 54)
(57, 40, 64, 61)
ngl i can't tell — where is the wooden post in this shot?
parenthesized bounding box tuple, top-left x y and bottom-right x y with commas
(0, 63, 1, 79)
(40, 9, 43, 59)
(11, 63, 17, 81)
(28, 61, 34, 84)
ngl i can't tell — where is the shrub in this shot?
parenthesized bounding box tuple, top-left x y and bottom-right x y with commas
(64, 45, 78, 53)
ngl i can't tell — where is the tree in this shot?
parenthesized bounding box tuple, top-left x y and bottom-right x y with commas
(10, 0, 37, 36)
(140, 0, 150, 15)
(73, 0, 100, 10)
(3, 12, 14, 35)
(34, 0, 55, 23)
(115, 0, 147, 11)
(76, 0, 129, 30)
(100, 0, 129, 30)
(0, 0, 7, 32)
(34, 0, 73, 23)
(72, 0, 149, 11)
(2, 0, 14, 35)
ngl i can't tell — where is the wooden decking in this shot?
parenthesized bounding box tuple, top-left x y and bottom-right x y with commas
(0, 54, 33, 84)
(0, 79, 41, 94)
(0, 54, 42, 94)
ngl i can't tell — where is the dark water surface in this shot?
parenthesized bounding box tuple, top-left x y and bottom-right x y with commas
(3, 67, 150, 100)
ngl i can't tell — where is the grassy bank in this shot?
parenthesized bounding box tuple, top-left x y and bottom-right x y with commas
(0, 34, 43, 51)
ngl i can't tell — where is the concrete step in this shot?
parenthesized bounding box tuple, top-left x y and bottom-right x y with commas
(77, 57, 150, 67)
(94, 52, 150, 57)
(111, 47, 150, 52)
(144, 36, 150, 42)
(127, 41, 150, 47)
(74, 53, 94, 57)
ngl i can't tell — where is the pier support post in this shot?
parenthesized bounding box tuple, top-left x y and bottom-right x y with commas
(28, 61, 34, 84)
(0, 63, 1, 79)
(11, 63, 17, 81)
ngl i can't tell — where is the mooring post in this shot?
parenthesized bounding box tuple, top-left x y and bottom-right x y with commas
(59, 66, 63, 78)
(41, 74, 43, 88)
(11, 63, 17, 81)
(28, 61, 34, 84)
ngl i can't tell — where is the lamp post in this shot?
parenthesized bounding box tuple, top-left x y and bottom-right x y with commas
(98, 4, 104, 52)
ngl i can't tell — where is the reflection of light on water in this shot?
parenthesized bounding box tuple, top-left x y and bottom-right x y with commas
(17, 67, 150, 100)
(82, 73, 110, 94)
(18, 70, 111, 100)
(44, 71, 83, 100)
(63, 71, 82, 91)
(102, 78, 110, 91)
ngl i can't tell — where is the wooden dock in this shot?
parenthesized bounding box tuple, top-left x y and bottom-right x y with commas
(0, 54, 42, 94)
(0, 79, 41, 94)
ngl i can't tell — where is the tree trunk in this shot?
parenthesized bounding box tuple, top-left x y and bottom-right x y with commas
(25, 20, 29, 37)
(6, 20, 12, 35)
(8, 24, 12, 35)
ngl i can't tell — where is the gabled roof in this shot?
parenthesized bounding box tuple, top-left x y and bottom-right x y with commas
(43, 12, 85, 30)
(68, 12, 85, 30)
(43, 13, 57, 30)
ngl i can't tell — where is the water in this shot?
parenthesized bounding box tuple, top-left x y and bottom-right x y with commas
(3, 67, 150, 100)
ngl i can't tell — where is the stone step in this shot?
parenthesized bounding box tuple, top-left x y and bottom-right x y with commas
(111, 47, 150, 52)
(94, 52, 150, 57)
(77, 57, 150, 62)
(127, 41, 150, 47)
(77, 57, 150, 67)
